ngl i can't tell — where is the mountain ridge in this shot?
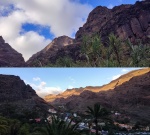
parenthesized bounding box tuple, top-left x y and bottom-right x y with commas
(26, 36, 74, 66)
(44, 68, 150, 102)
(47, 68, 150, 124)
(0, 0, 150, 67)
(27, 0, 150, 67)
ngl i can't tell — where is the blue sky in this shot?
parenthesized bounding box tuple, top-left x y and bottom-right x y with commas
(0, 0, 138, 61)
(80, 0, 137, 8)
(0, 68, 141, 97)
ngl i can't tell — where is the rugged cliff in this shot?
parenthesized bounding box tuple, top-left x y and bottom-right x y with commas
(0, 74, 50, 117)
(0, 36, 26, 67)
(26, 36, 77, 67)
(75, 0, 150, 44)
(27, 0, 150, 67)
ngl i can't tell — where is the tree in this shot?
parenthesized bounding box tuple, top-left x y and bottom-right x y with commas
(33, 116, 80, 135)
(85, 103, 109, 135)
(0, 116, 8, 135)
(8, 119, 21, 135)
(108, 34, 122, 67)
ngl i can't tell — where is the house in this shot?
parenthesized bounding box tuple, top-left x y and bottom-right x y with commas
(35, 118, 41, 122)
(48, 108, 57, 114)
(73, 113, 77, 117)
(146, 126, 150, 131)
(115, 112, 121, 116)
(98, 122, 105, 126)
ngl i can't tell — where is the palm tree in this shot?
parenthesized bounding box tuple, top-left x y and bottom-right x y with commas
(0, 116, 8, 135)
(8, 119, 21, 135)
(108, 34, 122, 67)
(85, 103, 108, 135)
(33, 116, 80, 135)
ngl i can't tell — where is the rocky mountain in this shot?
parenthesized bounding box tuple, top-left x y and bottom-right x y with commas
(0, 36, 26, 67)
(0, 74, 50, 117)
(45, 68, 150, 102)
(1, 1, 149, 67)
(27, 0, 150, 67)
(26, 36, 77, 67)
(45, 68, 150, 124)
(75, 0, 150, 44)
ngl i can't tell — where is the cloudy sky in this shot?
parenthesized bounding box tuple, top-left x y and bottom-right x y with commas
(0, 68, 141, 98)
(0, 0, 138, 61)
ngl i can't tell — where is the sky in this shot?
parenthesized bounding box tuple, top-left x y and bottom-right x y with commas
(0, 68, 142, 98)
(0, 0, 139, 61)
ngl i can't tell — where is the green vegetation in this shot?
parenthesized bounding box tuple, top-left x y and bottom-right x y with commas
(0, 103, 149, 135)
(33, 116, 80, 135)
(0, 116, 30, 135)
(85, 103, 108, 135)
(46, 34, 150, 67)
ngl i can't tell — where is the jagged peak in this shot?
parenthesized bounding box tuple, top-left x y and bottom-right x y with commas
(43, 35, 74, 52)
(0, 36, 5, 44)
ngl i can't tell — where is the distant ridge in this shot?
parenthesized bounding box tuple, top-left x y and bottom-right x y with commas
(45, 68, 150, 124)
(44, 68, 150, 102)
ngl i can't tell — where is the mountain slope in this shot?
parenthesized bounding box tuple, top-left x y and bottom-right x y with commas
(75, 0, 150, 43)
(0, 74, 51, 117)
(45, 68, 150, 124)
(27, 0, 150, 67)
(44, 68, 150, 102)
(26, 36, 75, 67)
(0, 36, 26, 67)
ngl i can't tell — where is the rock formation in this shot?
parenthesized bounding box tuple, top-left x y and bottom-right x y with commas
(45, 68, 150, 123)
(0, 36, 26, 67)
(26, 36, 79, 67)
(0, 74, 50, 117)
(75, 0, 150, 44)
(27, 0, 150, 67)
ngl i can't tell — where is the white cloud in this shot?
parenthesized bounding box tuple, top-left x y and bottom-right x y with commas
(33, 77, 41, 81)
(0, 0, 92, 60)
(26, 78, 63, 98)
(68, 85, 74, 89)
(112, 74, 121, 80)
(111, 69, 130, 80)
(121, 69, 129, 73)
(10, 31, 51, 60)
(69, 76, 76, 84)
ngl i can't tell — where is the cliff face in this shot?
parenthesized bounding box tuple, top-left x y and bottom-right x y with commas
(0, 75, 37, 102)
(75, 0, 150, 44)
(26, 0, 150, 67)
(0, 36, 26, 67)
(26, 36, 76, 67)
(45, 68, 150, 123)
(0, 74, 49, 116)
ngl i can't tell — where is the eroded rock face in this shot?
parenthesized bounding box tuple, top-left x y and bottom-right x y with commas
(0, 74, 49, 113)
(27, 1, 150, 67)
(75, 1, 150, 44)
(26, 36, 78, 66)
(0, 36, 26, 67)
